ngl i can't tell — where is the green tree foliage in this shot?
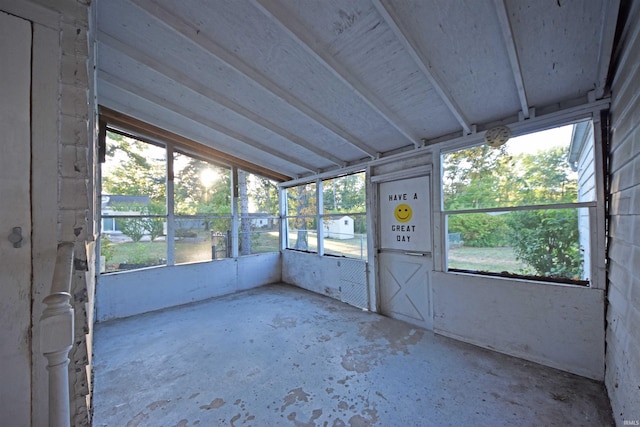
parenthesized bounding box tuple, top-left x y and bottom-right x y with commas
(323, 173, 366, 233)
(103, 132, 166, 206)
(174, 157, 230, 217)
(251, 174, 279, 216)
(506, 209, 582, 278)
(448, 213, 509, 247)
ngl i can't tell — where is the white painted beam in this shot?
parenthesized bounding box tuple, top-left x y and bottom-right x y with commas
(371, 0, 472, 134)
(595, 0, 620, 99)
(493, 0, 529, 119)
(132, 0, 379, 159)
(98, 32, 347, 168)
(99, 71, 320, 173)
(252, 0, 421, 148)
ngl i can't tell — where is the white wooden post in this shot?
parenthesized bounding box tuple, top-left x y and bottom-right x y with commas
(40, 242, 75, 427)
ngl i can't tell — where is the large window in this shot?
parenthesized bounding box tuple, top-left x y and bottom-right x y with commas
(101, 132, 167, 271)
(321, 173, 367, 259)
(283, 172, 367, 260)
(284, 182, 317, 252)
(174, 151, 231, 263)
(100, 130, 279, 273)
(238, 170, 280, 255)
(441, 122, 596, 285)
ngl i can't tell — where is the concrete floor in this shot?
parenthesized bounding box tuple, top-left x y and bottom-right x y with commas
(92, 283, 613, 427)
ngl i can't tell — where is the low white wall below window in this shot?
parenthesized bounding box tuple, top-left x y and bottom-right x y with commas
(432, 271, 605, 380)
(282, 250, 369, 310)
(96, 252, 281, 322)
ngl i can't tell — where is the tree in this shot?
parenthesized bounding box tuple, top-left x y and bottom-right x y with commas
(287, 183, 316, 250)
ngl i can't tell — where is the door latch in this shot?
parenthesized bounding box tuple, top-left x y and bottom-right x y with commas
(8, 227, 23, 248)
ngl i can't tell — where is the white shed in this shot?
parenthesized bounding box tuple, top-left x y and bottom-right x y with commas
(324, 216, 354, 240)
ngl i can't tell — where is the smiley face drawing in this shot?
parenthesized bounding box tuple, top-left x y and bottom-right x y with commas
(394, 203, 412, 223)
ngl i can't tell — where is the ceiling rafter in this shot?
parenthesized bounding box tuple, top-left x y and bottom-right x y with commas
(251, 0, 421, 148)
(98, 31, 346, 169)
(493, 0, 530, 119)
(99, 70, 320, 174)
(132, 0, 379, 159)
(595, 0, 620, 99)
(371, 0, 472, 134)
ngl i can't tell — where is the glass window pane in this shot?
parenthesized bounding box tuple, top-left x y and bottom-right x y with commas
(101, 235, 166, 273)
(174, 217, 231, 264)
(102, 131, 166, 216)
(442, 124, 584, 211)
(238, 170, 279, 215)
(446, 208, 587, 283)
(239, 219, 280, 255)
(323, 214, 367, 259)
(286, 219, 317, 252)
(286, 183, 316, 218)
(174, 152, 230, 216)
(322, 173, 365, 213)
(237, 170, 280, 256)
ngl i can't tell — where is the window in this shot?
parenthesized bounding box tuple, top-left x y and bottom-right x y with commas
(321, 172, 367, 259)
(441, 122, 596, 285)
(283, 171, 367, 260)
(284, 182, 317, 252)
(174, 151, 231, 263)
(238, 170, 279, 255)
(100, 129, 279, 273)
(101, 132, 167, 272)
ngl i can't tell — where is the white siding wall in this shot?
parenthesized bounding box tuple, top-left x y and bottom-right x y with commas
(577, 123, 596, 280)
(606, 1, 640, 422)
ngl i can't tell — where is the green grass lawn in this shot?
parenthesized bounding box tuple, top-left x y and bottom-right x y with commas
(448, 246, 529, 273)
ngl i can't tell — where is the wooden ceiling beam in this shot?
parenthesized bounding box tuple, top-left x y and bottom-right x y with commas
(371, 0, 472, 134)
(132, 0, 379, 159)
(98, 32, 346, 168)
(99, 71, 320, 174)
(493, 0, 530, 119)
(252, 0, 421, 148)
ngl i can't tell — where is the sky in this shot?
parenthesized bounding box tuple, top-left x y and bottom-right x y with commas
(507, 124, 574, 155)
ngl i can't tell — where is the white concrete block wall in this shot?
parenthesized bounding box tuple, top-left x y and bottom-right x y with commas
(96, 253, 281, 322)
(607, 1, 640, 423)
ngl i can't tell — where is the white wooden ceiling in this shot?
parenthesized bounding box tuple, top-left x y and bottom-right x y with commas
(96, 0, 619, 180)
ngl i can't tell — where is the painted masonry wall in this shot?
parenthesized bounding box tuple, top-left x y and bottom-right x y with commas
(606, 0, 640, 422)
(96, 253, 281, 321)
(282, 250, 369, 310)
(0, 1, 95, 425)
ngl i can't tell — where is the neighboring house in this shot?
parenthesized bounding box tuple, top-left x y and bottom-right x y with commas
(248, 212, 271, 228)
(324, 216, 354, 239)
(101, 195, 150, 233)
(569, 121, 596, 281)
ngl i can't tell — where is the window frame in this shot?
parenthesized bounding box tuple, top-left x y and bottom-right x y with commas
(280, 170, 367, 260)
(435, 118, 605, 288)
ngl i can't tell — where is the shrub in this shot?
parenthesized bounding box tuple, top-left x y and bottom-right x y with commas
(448, 213, 509, 247)
(506, 209, 583, 278)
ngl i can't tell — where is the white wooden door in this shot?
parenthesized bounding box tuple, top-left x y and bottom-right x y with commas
(0, 10, 33, 426)
(378, 176, 433, 330)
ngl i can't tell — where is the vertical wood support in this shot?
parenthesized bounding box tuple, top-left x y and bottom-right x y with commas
(166, 145, 175, 265)
(316, 179, 324, 256)
(40, 242, 75, 427)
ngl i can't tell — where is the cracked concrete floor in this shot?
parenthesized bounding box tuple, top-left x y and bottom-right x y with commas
(92, 283, 613, 426)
